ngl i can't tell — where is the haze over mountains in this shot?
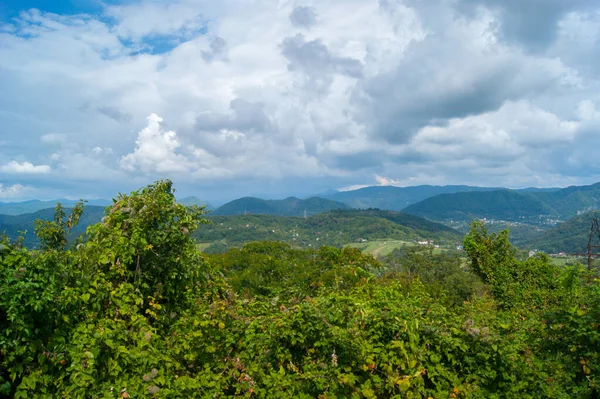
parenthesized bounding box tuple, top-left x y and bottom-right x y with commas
(211, 197, 351, 217)
(0, 199, 110, 216)
(324, 185, 504, 211)
(0, 206, 106, 247)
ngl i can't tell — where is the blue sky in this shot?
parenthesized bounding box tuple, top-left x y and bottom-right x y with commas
(1, 0, 108, 19)
(2, 0, 600, 202)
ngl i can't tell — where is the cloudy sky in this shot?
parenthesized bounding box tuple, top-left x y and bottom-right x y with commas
(1, 0, 600, 203)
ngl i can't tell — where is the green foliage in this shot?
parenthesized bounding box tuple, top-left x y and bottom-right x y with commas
(382, 245, 487, 306)
(1, 181, 599, 398)
(463, 220, 561, 308)
(34, 202, 85, 250)
(208, 242, 378, 298)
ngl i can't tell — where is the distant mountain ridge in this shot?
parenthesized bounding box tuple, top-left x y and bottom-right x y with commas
(404, 183, 600, 222)
(0, 206, 106, 247)
(325, 185, 505, 211)
(0, 199, 110, 216)
(211, 196, 351, 217)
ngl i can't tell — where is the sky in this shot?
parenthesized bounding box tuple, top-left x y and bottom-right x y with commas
(1, 0, 600, 203)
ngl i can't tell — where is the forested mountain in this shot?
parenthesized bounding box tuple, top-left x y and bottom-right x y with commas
(195, 209, 461, 253)
(404, 190, 553, 221)
(0, 205, 106, 247)
(212, 196, 351, 216)
(324, 185, 502, 211)
(0, 199, 109, 216)
(0, 202, 458, 252)
(404, 182, 600, 222)
(524, 211, 600, 254)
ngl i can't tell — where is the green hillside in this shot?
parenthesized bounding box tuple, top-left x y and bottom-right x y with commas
(195, 209, 461, 253)
(524, 211, 600, 254)
(325, 185, 502, 211)
(404, 190, 553, 221)
(212, 196, 351, 216)
(0, 206, 106, 247)
(404, 182, 600, 222)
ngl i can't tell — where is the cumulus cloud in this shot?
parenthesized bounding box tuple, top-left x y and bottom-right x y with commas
(453, 0, 598, 51)
(1, 161, 51, 174)
(2, 0, 600, 200)
(120, 113, 191, 173)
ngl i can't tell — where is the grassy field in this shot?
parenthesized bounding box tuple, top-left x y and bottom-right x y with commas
(346, 239, 449, 258)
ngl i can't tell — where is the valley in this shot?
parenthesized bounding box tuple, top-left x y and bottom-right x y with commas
(2, 182, 599, 257)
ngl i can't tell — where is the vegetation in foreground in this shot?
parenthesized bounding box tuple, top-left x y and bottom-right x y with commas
(1, 180, 599, 398)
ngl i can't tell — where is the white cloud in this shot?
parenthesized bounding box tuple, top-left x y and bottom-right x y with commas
(105, 0, 222, 43)
(120, 113, 191, 173)
(1, 0, 600, 200)
(1, 161, 51, 174)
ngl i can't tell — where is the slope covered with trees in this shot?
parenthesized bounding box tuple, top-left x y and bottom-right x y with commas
(1, 180, 599, 398)
(404, 182, 600, 222)
(195, 209, 461, 253)
(524, 211, 600, 254)
(212, 196, 351, 217)
(404, 190, 552, 221)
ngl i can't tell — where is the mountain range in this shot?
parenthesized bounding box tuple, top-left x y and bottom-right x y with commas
(403, 183, 600, 222)
(0, 199, 110, 216)
(323, 185, 504, 211)
(0, 206, 106, 247)
(2, 181, 600, 254)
